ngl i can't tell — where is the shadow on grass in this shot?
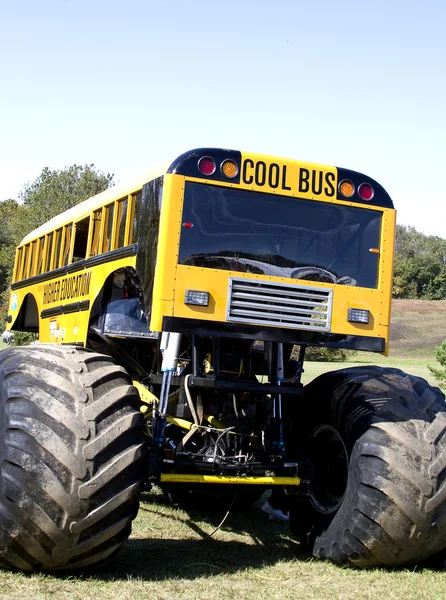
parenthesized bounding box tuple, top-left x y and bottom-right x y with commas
(101, 535, 305, 581)
(54, 490, 446, 581)
(81, 491, 308, 582)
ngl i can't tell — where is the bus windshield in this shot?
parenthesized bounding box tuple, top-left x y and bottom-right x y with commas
(178, 182, 381, 289)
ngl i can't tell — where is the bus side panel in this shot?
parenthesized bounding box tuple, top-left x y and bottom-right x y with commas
(379, 208, 396, 355)
(9, 255, 137, 345)
(150, 175, 185, 332)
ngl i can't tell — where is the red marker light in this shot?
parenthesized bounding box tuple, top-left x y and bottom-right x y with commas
(358, 183, 374, 201)
(182, 222, 194, 228)
(198, 156, 216, 176)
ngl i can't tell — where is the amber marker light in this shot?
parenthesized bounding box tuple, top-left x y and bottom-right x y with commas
(339, 179, 355, 198)
(221, 159, 238, 179)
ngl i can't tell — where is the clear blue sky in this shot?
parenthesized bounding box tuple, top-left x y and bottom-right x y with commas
(1, 0, 445, 237)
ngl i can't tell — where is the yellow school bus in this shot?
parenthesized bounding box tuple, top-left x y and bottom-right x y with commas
(8, 149, 394, 352)
(1, 148, 445, 572)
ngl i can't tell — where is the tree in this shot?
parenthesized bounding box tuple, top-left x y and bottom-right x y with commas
(0, 199, 20, 295)
(292, 345, 356, 362)
(393, 225, 446, 299)
(17, 164, 114, 242)
(0, 200, 23, 324)
(428, 340, 446, 387)
(0, 165, 114, 330)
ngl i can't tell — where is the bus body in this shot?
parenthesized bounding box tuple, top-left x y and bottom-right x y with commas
(4, 149, 444, 572)
(7, 148, 395, 355)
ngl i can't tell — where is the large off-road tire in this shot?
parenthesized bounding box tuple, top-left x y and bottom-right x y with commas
(290, 366, 446, 567)
(0, 344, 145, 572)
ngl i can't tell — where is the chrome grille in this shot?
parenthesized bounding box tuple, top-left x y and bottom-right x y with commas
(227, 277, 332, 331)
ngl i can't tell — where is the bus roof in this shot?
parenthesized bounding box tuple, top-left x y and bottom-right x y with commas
(20, 162, 168, 246)
(20, 147, 394, 245)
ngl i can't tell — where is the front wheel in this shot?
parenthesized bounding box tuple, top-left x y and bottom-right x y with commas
(0, 344, 145, 572)
(290, 366, 446, 567)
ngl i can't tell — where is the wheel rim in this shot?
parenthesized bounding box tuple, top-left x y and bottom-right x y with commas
(307, 424, 348, 514)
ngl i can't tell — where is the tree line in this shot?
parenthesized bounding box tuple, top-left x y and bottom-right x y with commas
(0, 165, 114, 326)
(393, 225, 446, 299)
(1, 166, 445, 329)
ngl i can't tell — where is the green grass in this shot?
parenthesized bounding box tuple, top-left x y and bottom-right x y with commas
(0, 489, 445, 600)
(388, 299, 446, 358)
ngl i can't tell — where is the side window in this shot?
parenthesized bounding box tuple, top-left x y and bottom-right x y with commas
(62, 224, 72, 266)
(90, 209, 102, 257)
(14, 247, 23, 282)
(129, 191, 141, 244)
(73, 217, 89, 261)
(23, 244, 31, 279)
(53, 228, 63, 269)
(45, 232, 53, 272)
(30, 240, 38, 277)
(36, 236, 45, 275)
(20, 246, 26, 279)
(116, 197, 128, 248)
(102, 203, 114, 253)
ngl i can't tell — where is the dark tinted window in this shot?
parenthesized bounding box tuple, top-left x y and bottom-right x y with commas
(117, 197, 128, 248)
(73, 217, 90, 261)
(130, 191, 142, 244)
(179, 182, 381, 289)
(102, 204, 114, 253)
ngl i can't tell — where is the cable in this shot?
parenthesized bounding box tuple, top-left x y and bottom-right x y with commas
(184, 373, 200, 426)
(203, 492, 238, 539)
(212, 426, 235, 461)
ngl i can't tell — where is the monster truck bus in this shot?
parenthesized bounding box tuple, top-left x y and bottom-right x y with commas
(1, 148, 445, 571)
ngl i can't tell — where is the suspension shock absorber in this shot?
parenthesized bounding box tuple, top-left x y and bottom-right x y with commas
(150, 332, 182, 473)
(272, 342, 286, 456)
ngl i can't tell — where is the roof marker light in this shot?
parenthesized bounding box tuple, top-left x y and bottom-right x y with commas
(339, 180, 355, 198)
(198, 156, 216, 176)
(358, 183, 374, 201)
(221, 159, 238, 179)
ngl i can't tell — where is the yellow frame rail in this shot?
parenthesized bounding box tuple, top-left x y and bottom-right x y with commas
(160, 474, 300, 485)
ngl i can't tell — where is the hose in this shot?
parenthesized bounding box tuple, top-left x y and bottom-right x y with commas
(184, 373, 199, 426)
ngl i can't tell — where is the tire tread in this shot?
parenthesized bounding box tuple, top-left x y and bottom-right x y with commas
(0, 344, 144, 571)
(298, 366, 446, 567)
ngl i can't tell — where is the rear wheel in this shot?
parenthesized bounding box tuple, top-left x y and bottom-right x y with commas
(290, 366, 446, 567)
(0, 344, 145, 571)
